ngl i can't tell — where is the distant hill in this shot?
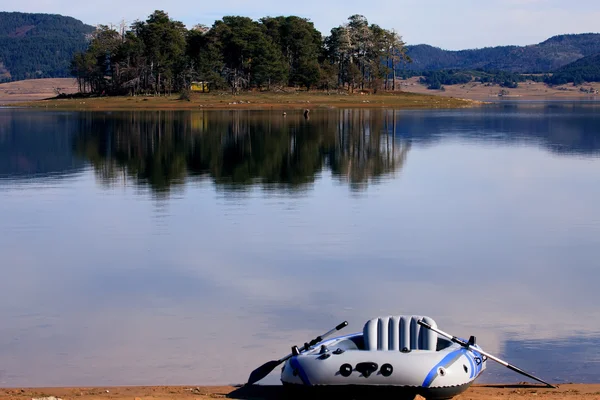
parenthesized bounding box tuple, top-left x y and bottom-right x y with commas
(405, 34, 600, 73)
(546, 53, 600, 85)
(1, 11, 600, 84)
(0, 12, 94, 82)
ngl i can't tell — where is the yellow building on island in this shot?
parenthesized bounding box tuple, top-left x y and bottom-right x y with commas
(190, 81, 210, 93)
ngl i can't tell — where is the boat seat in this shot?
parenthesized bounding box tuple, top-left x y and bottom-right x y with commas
(363, 315, 438, 351)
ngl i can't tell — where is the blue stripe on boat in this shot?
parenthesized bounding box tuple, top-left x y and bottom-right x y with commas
(470, 348, 484, 377)
(466, 349, 476, 379)
(422, 349, 465, 388)
(290, 356, 312, 386)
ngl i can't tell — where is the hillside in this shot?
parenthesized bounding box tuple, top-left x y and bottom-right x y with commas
(1, 11, 599, 86)
(405, 33, 600, 73)
(547, 53, 600, 84)
(0, 12, 94, 82)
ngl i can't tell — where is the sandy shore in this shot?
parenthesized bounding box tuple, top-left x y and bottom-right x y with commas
(1, 384, 599, 400)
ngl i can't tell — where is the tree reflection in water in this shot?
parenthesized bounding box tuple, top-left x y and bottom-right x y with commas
(72, 109, 410, 196)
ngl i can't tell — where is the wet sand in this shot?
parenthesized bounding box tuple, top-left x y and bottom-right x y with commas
(1, 384, 599, 400)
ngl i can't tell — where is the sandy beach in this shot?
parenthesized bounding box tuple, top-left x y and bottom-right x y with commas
(1, 384, 599, 400)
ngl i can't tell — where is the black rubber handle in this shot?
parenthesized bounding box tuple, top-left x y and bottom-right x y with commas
(336, 321, 349, 330)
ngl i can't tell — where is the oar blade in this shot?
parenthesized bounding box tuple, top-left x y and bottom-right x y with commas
(247, 360, 282, 385)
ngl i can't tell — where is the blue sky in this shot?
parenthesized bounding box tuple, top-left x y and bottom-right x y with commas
(6, 0, 600, 49)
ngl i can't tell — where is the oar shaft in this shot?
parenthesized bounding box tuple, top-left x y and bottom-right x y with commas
(506, 364, 553, 386)
(417, 320, 556, 388)
(313, 321, 349, 345)
(278, 320, 348, 362)
(247, 320, 349, 385)
(466, 346, 554, 387)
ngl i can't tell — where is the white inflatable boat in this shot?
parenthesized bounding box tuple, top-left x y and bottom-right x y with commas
(280, 315, 486, 399)
(247, 315, 555, 399)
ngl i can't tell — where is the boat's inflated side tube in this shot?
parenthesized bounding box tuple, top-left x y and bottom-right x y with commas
(281, 315, 487, 399)
(282, 335, 484, 388)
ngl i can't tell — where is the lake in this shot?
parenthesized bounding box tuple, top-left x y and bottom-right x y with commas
(0, 104, 599, 387)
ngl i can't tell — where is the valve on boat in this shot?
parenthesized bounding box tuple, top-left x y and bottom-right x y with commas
(380, 363, 393, 377)
(339, 363, 353, 377)
(355, 362, 378, 378)
(317, 345, 331, 359)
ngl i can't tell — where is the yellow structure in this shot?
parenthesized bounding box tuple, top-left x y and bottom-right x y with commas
(190, 81, 209, 93)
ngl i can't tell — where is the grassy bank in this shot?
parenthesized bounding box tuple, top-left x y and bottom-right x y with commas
(5, 91, 478, 111)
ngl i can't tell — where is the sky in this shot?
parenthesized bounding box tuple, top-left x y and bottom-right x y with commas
(4, 0, 600, 50)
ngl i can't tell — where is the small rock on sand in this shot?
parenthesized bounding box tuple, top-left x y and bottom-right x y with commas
(32, 397, 63, 400)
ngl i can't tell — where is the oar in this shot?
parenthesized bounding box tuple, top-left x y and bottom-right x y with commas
(417, 319, 556, 388)
(246, 321, 348, 385)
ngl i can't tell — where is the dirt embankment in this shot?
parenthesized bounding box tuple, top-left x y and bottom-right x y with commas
(0, 78, 78, 104)
(398, 77, 600, 101)
(1, 384, 599, 400)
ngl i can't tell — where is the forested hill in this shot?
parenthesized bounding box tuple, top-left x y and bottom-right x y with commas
(405, 34, 600, 73)
(547, 53, 600, 84)
(0, 12, 94, 82)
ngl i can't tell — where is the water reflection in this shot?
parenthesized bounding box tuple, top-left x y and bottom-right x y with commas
(393, 103, 600, 156)
(494, 335, 600, 384)
(0, 110, 85, 180)
(71, 110, 410, 195)
(0, 105, 599, 387)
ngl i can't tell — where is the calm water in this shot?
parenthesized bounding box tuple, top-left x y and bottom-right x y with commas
(0, 105, 599, 387)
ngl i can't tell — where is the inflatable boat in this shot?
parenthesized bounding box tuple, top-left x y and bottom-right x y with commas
(247, 315, 555, 399)
(280, 316, 486, 399)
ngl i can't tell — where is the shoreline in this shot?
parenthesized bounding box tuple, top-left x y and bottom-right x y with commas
(0, 79, 479, 110)
(2, 383, 599, 400)
(3, 78, 599, 111)
(0, 78, 478, 110)
(1, 92, 479, 111)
